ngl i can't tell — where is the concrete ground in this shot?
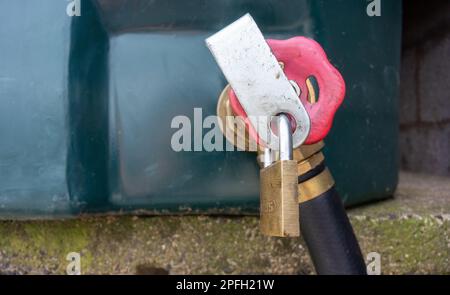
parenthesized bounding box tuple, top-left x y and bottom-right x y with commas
(0, 172, 449, 275)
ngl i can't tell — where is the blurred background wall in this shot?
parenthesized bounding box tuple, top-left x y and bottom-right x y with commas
(400, 0, 450, 176)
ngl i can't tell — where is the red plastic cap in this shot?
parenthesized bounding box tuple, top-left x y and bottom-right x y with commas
(229, 37, 346, 145)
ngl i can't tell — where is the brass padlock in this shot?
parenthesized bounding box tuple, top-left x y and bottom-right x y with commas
(260, 114, 300, 237)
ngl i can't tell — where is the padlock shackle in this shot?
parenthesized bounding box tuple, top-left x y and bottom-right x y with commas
(278, 114, 293, 161)
(262, 114, 293, 167)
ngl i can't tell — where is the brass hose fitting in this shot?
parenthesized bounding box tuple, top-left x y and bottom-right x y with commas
(294, 143, 335, 203)
(217, 85, 335, 205)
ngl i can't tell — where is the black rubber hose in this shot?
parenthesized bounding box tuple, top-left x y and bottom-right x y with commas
(299, 164, 367, 275)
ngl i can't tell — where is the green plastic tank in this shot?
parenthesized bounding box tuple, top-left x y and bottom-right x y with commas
(0, 0, 402, 218)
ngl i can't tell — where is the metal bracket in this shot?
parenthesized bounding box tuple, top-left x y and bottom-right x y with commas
(206, 14, 310, 150)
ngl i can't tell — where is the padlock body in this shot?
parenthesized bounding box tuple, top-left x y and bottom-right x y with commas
(260, 160, 299, 237)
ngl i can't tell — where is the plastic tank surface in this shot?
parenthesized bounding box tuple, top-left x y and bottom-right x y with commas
(0, 0, 402, 218)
